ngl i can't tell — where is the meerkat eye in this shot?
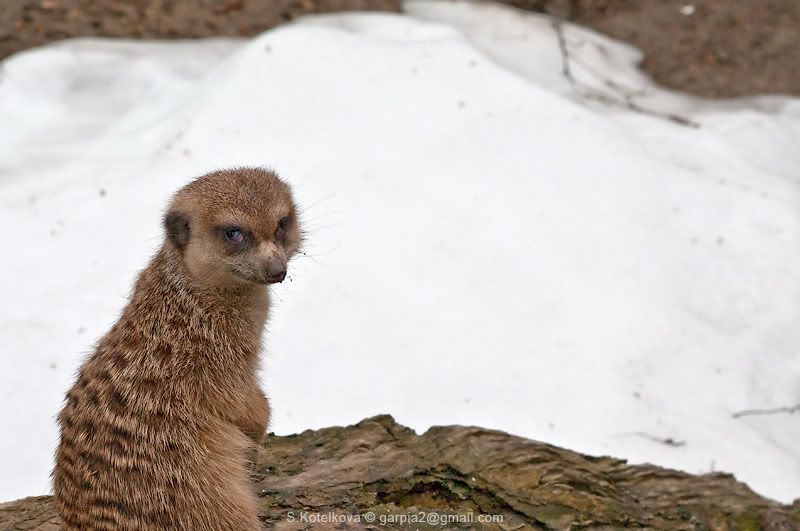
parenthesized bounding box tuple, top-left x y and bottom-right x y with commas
(223, 227, 244, 244)
(275, 216, 290, 236)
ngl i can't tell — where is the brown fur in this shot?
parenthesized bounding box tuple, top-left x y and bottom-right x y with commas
(53, 168, 302, 530)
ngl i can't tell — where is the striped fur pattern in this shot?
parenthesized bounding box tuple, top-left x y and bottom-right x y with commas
(53, 168, 301, 530)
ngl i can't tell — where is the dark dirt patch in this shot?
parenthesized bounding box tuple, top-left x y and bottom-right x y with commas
(1, 0, 798, 99)
(508, 0, 800, 98)
(0, 1, 401, 59)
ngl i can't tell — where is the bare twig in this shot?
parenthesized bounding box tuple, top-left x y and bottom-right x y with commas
(553, 17, 576, 84)
(551, 19, 699, 128)
(732, 403, 800, 419)
(614, 431, 686, 448)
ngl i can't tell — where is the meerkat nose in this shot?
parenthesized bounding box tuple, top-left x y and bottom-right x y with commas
(264, 259, 287, 283)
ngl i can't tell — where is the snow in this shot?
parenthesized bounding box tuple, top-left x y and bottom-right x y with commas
(1, 0, 798, 504)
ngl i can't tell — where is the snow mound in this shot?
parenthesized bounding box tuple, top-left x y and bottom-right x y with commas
(0, 1, 798, 503)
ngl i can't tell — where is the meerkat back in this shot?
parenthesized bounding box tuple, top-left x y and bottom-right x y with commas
(53, 168, 302, 530)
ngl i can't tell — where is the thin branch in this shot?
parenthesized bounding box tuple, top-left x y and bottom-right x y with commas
(614, 431, 686, 448)
(553, 17, 576, 85)
(551, 19, 699, 128)
(732, 403, 800, 419)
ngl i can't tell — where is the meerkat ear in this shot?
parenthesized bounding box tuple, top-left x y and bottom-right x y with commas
(164, 211, 191, 250)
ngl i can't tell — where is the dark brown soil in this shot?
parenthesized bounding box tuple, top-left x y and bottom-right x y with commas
(552, 0, 800, 98)
(0, 1, 401, 56)
(1, 0, 798, 99)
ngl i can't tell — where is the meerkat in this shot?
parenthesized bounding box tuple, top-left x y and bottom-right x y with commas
(53, 167, 302, 530)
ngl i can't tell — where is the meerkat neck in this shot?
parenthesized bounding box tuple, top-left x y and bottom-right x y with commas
(118, 246, 270, 364)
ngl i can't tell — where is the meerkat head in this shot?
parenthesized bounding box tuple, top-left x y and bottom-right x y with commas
(163, 168, 302, 289)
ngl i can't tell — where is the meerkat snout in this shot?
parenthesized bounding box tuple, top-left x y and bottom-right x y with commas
(260, 241, 287, 283)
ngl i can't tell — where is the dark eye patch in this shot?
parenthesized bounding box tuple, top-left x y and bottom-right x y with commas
(275, 216, 290, 238)
(224, 228, 244, 243)
(218, 226, 253, 251)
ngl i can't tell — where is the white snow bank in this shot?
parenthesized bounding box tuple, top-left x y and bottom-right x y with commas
(0, 0, 798, 503)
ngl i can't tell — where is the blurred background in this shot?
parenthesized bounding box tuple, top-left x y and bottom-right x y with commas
(0, 0, 798, 507)
(3, 0, 799, 97)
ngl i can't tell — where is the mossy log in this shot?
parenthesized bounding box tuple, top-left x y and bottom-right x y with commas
(2, 415, 798, 530)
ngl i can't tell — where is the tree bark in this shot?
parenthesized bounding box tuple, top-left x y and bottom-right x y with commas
(2, 415, 798, 530)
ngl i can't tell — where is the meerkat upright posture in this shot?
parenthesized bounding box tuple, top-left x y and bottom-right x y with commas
(53, 168, 301, 530)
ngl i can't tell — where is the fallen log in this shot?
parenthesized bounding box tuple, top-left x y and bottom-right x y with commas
(2, 415, 798, 530)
